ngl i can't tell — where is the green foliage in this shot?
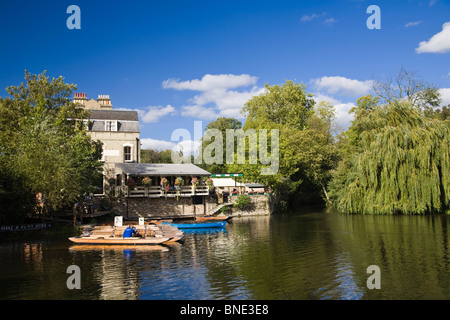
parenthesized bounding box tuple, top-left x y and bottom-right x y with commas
(220, 205, 231, 214)
(330, 101, 449, 214)
(0, 71, 103, 219)
(424, 105, 450, 121)
(233, 194, 254, 211)
(372, 68, 441, 109)
(0, 158, 37, 224)
(141, 149, 173, 163)
(228, 81, 338, 210)
(200, 116, 242, 173)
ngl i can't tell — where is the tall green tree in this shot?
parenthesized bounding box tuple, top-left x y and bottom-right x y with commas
(199, 117, 242, 174)
(226, 80, 338, 210)
(330, 101, 449, 214)
(0, 71, 103, 220)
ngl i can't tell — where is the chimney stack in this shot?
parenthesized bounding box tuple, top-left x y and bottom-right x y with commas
(97, 94, 112, 109)
(73, 92, 88, 105)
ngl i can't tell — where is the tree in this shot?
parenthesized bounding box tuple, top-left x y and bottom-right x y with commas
(243, 81, 315, 130)
(330, 101, 449, 214)
(424, 105, 450, 120)
(226, 80, 338, 210)
(0, 71, 103, 220)
(372, 68, 441, 110)
(141, 149, 173, 163)
(200, 117, 242, 174)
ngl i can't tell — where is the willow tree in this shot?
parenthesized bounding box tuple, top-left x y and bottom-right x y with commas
(331, 101, 449, 214)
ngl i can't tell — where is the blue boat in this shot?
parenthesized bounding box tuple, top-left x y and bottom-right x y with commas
(162, 221, 227, 229)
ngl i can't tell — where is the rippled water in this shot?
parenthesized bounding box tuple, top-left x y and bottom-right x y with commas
(0, 209, 449, 300)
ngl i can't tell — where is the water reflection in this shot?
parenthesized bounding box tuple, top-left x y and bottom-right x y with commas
(68, 245, 169, 300)
(181, 227, 227, 235)
(0, 211, 449, 299)
(325, 213, 450, 299)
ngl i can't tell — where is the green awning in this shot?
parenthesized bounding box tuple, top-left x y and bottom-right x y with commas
(211, 173, 243, 177)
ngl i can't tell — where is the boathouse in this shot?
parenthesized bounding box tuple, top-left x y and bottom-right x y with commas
(111, 163, 217, 219)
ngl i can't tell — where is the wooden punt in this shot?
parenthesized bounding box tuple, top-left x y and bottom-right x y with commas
(69, 244, 169, 252)
(68, 236, 171, 245)
(76, 224, 184, 243)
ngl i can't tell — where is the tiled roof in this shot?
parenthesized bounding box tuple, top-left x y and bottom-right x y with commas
(88, 110, 139, 121)
(116, 163, 211, 176)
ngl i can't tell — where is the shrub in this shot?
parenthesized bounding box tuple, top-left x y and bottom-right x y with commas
(233, 194, 254, 211)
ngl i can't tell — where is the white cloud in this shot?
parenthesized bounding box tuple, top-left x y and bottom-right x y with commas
(333, 102, 356, 131)
(313, 93, 355, 131)
(301, 12, 327, 22)
(440, 88, 450, 106)
(119, 105, 176, 123)
(405, 21, 422, 28)
(162, 74, 258, 91)
(313, 93, 342, 105)
(140, 138, 175, 151)
(324, 17, 338, 25)
(163, 74, 264, 120)
(139, 105, 176, 123)
(416, 22, 450, 53)
(301, 13, 320, 22)
(312, 76, 373, 97)
(181, 105, 218, 120)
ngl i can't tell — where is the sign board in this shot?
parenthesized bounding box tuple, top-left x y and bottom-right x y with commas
(114, 216, 123, 227)
(138, 217, 145, 225)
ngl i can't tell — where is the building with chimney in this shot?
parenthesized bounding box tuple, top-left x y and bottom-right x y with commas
(74, 93, 140, 195)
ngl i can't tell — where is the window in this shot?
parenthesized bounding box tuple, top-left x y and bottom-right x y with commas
(124, 146, 132, 161)
(105, 120, 117, 131)
(93, 175, 104, 195)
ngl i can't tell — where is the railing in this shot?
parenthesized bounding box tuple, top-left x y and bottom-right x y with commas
(119, 185, 210, 198)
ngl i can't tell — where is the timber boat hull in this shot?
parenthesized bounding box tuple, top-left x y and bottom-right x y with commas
(69, 245, 169, 252)
(68, 236, 171, 245)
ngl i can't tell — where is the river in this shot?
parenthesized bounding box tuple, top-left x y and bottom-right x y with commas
(0, 208, 449, 300)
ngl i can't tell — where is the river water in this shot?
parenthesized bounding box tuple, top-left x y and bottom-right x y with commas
(0, 208, 449, 300)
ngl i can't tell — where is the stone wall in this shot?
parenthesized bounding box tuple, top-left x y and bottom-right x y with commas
(230, 195, 274, 217)
(112, 196, 218, 219)
(112, 194, 274, 219)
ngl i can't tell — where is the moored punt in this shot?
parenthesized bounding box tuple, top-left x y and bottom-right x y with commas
(76, 223, 184, 243)
(69, 244, 169, 252)
(162, 220, 227, 229)
(68, 236, 171, 245)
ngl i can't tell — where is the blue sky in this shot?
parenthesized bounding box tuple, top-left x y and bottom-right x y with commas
(1, 0, 449, 153)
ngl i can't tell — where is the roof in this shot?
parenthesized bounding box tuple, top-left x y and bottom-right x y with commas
(88, 110, 139, 121)
(211, 178, 246, 187)
(246, 183, 266, 188)
(115, 163, 211, 176)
